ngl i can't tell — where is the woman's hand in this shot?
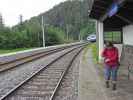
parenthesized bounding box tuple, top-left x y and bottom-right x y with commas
(105, 58, 110, 62)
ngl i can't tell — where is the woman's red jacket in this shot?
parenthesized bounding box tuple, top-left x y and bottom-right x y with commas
(102, 47, 119, 66)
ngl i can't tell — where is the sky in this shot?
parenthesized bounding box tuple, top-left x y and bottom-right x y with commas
(0, 0, 67, 27)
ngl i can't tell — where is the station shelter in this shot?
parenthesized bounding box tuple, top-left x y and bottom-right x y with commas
(89, 0, 133, 62)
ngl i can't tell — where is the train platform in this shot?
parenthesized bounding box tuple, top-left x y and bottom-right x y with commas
(78, 47, 133, 100)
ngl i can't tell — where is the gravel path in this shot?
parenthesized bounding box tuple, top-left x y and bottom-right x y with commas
(78, 49, 108, 100)
(0, 46, 78, 98)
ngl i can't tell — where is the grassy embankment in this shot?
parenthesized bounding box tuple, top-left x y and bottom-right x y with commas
(90, 43, 98, 63)
(83, 43, 98, 63)
(0, 41, 79, 55)
(0, 48, 33, 54)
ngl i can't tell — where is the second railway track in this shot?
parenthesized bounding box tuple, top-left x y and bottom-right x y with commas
(0, 44, 85, 100)
(0, 43, 84, 72)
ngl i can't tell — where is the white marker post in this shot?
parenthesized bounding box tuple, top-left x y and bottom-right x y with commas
(42, 16, 45, 47)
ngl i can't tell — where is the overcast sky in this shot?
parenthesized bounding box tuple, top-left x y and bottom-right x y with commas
(0, 0, 67, 26)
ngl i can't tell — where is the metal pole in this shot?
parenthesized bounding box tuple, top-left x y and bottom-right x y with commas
(42, 16, 45, 47)
(78, 33, 80, 41)
(66, 24, 69, 40)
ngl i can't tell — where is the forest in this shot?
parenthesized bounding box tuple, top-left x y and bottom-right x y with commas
(0, 0, 95, 49)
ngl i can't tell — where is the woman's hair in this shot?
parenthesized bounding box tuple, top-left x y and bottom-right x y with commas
(105, 41, 113, 47)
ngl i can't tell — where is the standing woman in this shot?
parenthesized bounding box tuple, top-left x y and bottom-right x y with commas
(102, 41, 119, 90)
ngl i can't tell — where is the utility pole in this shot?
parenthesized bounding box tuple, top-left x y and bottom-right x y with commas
(0, 13, 4, 28)
(19, 14, 23, 25)
(42, 16, 45, 47)
(66, 24, 69, 41)
(79, 0, 83, 41)
(78, 33, 81, 41)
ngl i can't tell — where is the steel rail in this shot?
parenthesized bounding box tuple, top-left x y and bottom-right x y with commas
(50, 46, 83, 100)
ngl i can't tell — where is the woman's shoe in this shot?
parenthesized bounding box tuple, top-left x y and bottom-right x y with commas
(106, 81, 109, 88)
(112, 83, 116, 90)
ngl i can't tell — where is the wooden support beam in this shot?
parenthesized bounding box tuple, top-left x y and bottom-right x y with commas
(99, 0, 126, 22)
(115, 14, 133, 24)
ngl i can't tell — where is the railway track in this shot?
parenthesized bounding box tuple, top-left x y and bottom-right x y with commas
(53, 51, 80, 100)
(0, 44, 86, 100)
(0, 43, 84, 72)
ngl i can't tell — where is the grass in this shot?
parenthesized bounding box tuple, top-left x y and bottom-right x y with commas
(82, 43, 98, 64)
(83, 43, 90, 62)
(0, 48, 34, 54)
(90, 43, 98, 63)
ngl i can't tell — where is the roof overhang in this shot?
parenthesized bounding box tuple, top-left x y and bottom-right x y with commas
(89, 0, 133, 31)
